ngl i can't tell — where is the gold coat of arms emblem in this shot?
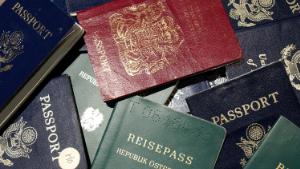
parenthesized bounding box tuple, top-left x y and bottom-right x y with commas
(0, 31, 24, 72)
(228, 0, 275, 27)
(109, 1, 184, 76)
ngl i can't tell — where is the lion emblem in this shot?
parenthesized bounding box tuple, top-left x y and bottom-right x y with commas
(228, 0, 275, 27)
(80, 107, 104, 132)
(0, 31, 24, 72)
(236, 123, 270, 167)
(0, 117, 38, 167)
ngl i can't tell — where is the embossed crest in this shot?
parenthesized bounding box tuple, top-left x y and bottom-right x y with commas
(281, 44, 300, 90)
(0, 117, 37, 167)
(109, 1, 184, 76)
(236, 123, 270, 167)
(0, 31, 24, 72)
(228, 0, 275, 27)
(80, 107, 104, 132)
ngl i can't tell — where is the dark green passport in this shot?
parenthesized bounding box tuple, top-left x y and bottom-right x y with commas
(91, 96, 226, 169)
(244, 116, 300, 169)
(63, 53, 176, 163)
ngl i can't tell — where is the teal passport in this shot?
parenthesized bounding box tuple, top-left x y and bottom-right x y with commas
(244, 116, 300, 169)
(63, 53, 176, 163)
(91, 96, 226, 169)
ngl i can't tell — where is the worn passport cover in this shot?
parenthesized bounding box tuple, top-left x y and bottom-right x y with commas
(63, 53, 175, 163)
(0, 76, 88, 168)
(223, 0, 300, 30)
(0, 0, 77, 127)
(91, 96, 226, 169)
(187, 62, 300, 169)
(244, 116, 300, 169)
(65, 0, 111, 14)
(77, 0, 242, 101)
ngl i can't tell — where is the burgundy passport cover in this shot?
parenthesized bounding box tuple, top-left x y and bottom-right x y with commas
(77, 0, 242, 101)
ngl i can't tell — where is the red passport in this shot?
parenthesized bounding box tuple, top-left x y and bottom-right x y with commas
(78, 0, 242, 101)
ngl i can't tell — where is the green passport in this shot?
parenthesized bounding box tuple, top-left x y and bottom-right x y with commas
(91, 96, 226, 169)
(244, 116, 300, 169)
(63, 53, 176, 163)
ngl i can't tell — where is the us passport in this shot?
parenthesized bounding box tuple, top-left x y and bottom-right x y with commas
(187, 62, 300, 169)
(63, 53, 176, 163)
(92, 96, 226, 169)
(226, 15, 300, 101)
(0, 0, 83, 128)
(244, 116, 300, 169)
(0, 76, 88, 168)
(222, 0, 300, 30)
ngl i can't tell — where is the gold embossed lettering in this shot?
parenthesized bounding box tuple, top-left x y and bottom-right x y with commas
(286, 0, 300, 13)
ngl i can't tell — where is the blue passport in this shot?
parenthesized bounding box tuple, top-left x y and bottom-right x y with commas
(222, 0, 300, 30)
(66, 0, 111, 14)
(226, 15, 300, 101)
(0, 76, 88, 168)
(0, 0, 82, 127)
(50, 0, 68, 13)
(168, 68, 227, 113)
(186, 61, 300, 169)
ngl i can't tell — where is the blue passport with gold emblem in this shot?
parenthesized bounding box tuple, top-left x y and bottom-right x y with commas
(226, 15, 300, 101)
(222, 0, 300, 30)
(187, 61, 300, 169)
(0, 0, 83, 128)
(0, 76, 88, 168)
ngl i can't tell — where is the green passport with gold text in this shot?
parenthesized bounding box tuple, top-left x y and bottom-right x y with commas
(244, 116, 300, 169)
(91, 96, 226, 169)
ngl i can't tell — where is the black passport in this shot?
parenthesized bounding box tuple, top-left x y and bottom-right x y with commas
(186, 61, 300, 169)
(0, 76, 88, 168)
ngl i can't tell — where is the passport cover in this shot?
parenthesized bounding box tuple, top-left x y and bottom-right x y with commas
(226, 16, 300, 101)
(63, 53, 175, 163)
(168, 68, 228, 113)
(91, 96, 226, 169)
(65, 0, 111, 14)
(0, 76, 88, 168)
(77, 0, 242, 101)
(223, 0, 300, 30)
(187, 62, 300, 169)
(0, 0, 75, 126)
(50, 0, 68, 13)
(244, 116, 300, 169)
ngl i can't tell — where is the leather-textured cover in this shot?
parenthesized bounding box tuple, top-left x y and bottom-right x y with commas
(91, 96, 226, 169)
(244, 116, 300, 169)
(187, 61, 300, 169)
(65, 0, 111, 13)
(226, 16, 300, 102)
(0, 0, 74, 118)
(223, 0, 300, 30)
(77, 0, 242, 101)
(0, 76, 88, 168)
(63, 53, 176, 163)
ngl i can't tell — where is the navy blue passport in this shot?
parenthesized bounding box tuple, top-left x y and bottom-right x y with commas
(0, 76, 88, 168)
(0, 0, 83, 127)
(187, 62, 300, 169)
(226, 15, 300, 101)
(66, 0, 111, 14)
(223, 0, 300, 30)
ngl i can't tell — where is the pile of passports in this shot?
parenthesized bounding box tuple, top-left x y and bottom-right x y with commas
(1, 0, 300, 169)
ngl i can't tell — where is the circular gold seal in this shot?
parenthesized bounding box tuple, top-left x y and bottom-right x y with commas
(258, 0, 275, 9)
(246, 123, 265, 141)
